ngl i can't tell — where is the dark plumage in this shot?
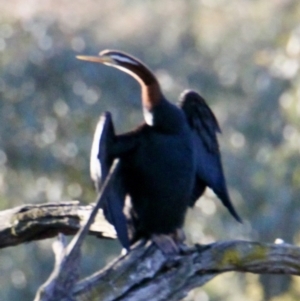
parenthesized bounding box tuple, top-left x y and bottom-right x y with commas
(180, 90, 241, 222)
(78, 50, 241, 252)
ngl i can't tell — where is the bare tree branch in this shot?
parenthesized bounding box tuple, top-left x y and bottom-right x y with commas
(33, 159, 121, 301)
(0, 201, 116, 249)
(72, 240, 300, 301)
(2, 198, 300, 301)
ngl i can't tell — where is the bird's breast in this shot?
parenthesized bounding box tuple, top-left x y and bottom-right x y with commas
(123, 127, 195, 202)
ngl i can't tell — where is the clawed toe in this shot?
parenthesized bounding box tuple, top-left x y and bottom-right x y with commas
(151, 234, 180, 255)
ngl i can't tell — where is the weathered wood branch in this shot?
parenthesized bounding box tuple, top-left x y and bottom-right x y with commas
(70, 239, 300, 301)
(34, 236, 300, 301)
(3, 201, 300, 301)
(34, 159, 121, 301)
(0, 201, 116, 249)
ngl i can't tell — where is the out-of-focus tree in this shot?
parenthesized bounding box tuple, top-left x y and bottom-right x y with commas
(0, 0, 300, 300)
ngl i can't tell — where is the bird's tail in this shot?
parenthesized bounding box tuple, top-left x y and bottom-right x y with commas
(216, 189, 242, 223)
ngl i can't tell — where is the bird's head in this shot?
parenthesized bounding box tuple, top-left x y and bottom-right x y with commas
(77, 49, 162, 111)
(76, 49, 155, 86)
(77, 50, 139, 69)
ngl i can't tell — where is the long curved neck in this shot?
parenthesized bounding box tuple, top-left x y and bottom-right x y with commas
(141, 82, 162, 111)
(116, 61, 163, 111)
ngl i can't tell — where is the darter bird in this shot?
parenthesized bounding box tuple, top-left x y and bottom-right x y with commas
(77, 50, 242, 253)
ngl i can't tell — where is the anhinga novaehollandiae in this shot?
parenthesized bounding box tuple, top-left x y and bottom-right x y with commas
(77, 50, 242, 253)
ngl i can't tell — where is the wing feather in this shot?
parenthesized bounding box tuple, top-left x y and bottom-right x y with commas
(180, 90, 242, 222)
(90, 113, 130, 249)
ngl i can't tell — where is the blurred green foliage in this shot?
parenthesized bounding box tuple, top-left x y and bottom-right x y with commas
(0, 0, 300, 300)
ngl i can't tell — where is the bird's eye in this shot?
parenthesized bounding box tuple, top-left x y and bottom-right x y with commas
(110, 55, 138, 65)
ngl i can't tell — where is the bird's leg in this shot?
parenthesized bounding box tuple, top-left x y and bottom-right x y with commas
(173, 228, 186, 243)
(151, 228, 189, 255)
(151, 234, 180, 255)
(171, 228, 192, 254)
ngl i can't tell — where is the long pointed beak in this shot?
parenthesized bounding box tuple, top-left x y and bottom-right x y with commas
(76, 55, 115, 64)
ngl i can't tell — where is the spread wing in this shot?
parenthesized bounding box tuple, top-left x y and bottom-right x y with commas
(90, 112, 130, 249)
(180, 90, 242, 223)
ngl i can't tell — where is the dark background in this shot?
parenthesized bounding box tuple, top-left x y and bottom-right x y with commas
(0, 1, 300, 300)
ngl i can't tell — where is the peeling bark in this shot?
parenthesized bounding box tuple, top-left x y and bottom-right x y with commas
(72, 240, 300, 301)
(2, 201, 300, 301)
(0, 201, 116, 249)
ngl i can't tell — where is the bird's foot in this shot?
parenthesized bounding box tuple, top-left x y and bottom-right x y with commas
(170, 228, 191, 254)
(151, 229, 189, 255)
(171, 228, 186, 243)
(151, 234, 180, 255)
